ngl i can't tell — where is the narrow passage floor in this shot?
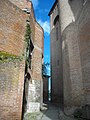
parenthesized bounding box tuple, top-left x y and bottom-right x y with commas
(40, 103, 60, 120)
(37, 103, 78, 120)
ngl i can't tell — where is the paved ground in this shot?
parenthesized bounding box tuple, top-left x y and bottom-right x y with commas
(40, 103, 60, 120)
(24, 103, 78, 120)
(36, 103, 77, 120)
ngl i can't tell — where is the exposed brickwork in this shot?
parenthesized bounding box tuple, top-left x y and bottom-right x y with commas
(9, 0, 32, 10)
(0, 0, 27, 56)
(0, 0, 27, 119)
(9, 0, 36, 43)
(32, 22, 44, 81)
(0, 61, 25, 120)
(0, 0, 44, 118)
(27, 22, 44, 108)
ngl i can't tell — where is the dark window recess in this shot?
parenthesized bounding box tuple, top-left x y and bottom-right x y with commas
(54, 15, 59, 25)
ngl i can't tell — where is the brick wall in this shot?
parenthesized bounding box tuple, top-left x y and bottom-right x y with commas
(9, 0, 36, 43)
(29, 22, 44, 104)
(9, 0, 32, 11)
(0, 0, 27, 56)
(32, 22, 44, 81)
(26, 21, 44, 112)
(0, 0, 44, 116)
(0, 0, 27, 119)
(0, 61, 25, 120)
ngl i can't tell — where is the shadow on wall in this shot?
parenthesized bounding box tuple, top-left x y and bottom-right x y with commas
(68, 0, 83, 21)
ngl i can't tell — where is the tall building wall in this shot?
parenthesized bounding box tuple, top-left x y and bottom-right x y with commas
(9, 0, 44, 113)
(77, 0, 90, 104)
(49, 1, 63, 104)
(0, 0, 44, 118)
(0, 0, 26, 119)
(27, 22, 44, 112)
(23, 9, 44, 113)
(0, 0, 26, 56)
(9, 0, 35, 43)
(58, 0, 90, 107)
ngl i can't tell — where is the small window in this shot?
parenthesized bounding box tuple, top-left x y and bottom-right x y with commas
(53, 15, 59, 25)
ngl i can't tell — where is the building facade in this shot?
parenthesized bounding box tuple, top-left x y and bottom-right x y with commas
(0, 0, 44, 119)
(49, 0, 90, 109)
(49, 0, 63, 105)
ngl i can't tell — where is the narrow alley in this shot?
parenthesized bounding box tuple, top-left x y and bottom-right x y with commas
(0, 0, 90, 120)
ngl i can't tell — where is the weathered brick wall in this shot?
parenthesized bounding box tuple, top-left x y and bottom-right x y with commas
(9, 0, 32, 11)
(9, 0, 35, 43)
(0, 0, 27, 119)
(22, 11, 44, 112)
(31, 22, 43, 104)
(0, 0, 44, 117)
(27, 22, 44, 109)
(0, 61, 25, 120)
(0, 0, 26, 56)
(33, 22, 44, 81)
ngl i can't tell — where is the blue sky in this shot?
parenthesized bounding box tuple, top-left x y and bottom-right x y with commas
(31, 0, 55, 65)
